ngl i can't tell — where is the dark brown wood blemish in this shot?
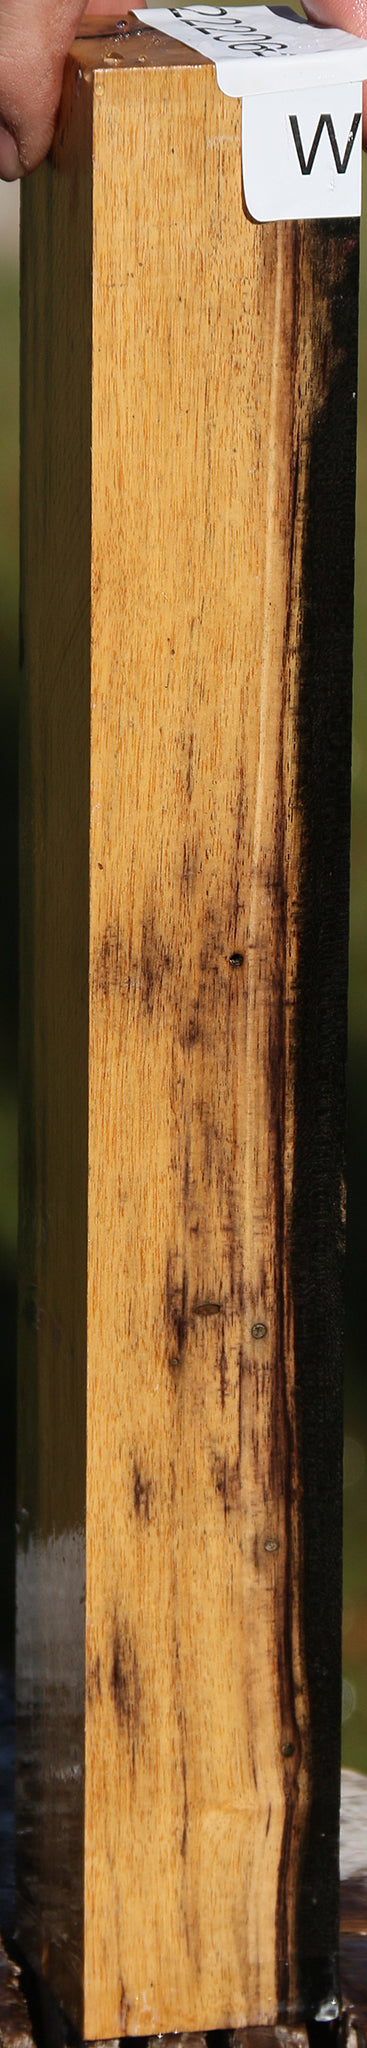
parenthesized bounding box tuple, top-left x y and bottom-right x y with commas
(218, 1326, 228, 1409)
(276, 1793, 295, 2018)
(232, 756, 246, 945)
(183, 1134, 190, 1208)
(181, 836, 196, 895)
(198, 905, 233, 994)
(119, 1978, 130, 2033)
(140, 912, 172, 1017)
(166, 1254, 188, 1358)
(212, 1452, 241, 1518)
(93, 904, 172, 1019)
(133, 1463, 151, 1522)
(180, 1747, 189, 1861)
(210, 1339, 244, 1514)
(93, 919, 123, 1000)
(93, 890, 249, 1068)
(181, 1004, 200, 1050)
(86, 1652, 101, 1704)
(192, 1297, 222, 1318)
(110, 1620, 140, 1758)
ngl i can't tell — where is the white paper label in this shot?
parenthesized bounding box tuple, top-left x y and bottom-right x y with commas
(136, 5, 367, 218)
(242, 81, 362, 218)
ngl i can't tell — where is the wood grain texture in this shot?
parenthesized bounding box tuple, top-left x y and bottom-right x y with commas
(17, 24, 359, 2039)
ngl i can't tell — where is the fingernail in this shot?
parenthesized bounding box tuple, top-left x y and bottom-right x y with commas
(0, 119, 22, 181)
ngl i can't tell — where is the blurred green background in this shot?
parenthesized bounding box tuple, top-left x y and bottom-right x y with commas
(0, 164, 366, 1766)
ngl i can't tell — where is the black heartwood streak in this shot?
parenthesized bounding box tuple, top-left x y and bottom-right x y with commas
(289, 220, 359, 2020)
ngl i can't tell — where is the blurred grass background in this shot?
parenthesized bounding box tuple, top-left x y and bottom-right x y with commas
(0, 163, 366, 1765)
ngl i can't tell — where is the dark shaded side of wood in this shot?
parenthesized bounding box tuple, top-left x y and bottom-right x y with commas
(291, 220, 360, 2021)
(17, 72, 93, 2031)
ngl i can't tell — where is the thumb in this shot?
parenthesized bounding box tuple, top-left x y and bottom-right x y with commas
(302, 0, 367, 140)
(0, 0, 91, 177)
(0, 0, 145, 179)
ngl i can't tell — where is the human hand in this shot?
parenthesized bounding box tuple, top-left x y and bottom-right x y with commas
(0, 0, 365, 183)
(0, 0, 144, 180)
(302, 0, 367, 140)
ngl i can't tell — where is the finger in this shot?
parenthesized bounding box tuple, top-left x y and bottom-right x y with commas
(0, 0, 96, 176)
(303, 0, 367, 140)
(0, 0, 147, 178)
(83, 0, 146, 14)
(0, 114, 21, 176)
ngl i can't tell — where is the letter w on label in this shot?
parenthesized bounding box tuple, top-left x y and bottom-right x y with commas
(240, 81, 363, 219)
(289, 109, 361, 174)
